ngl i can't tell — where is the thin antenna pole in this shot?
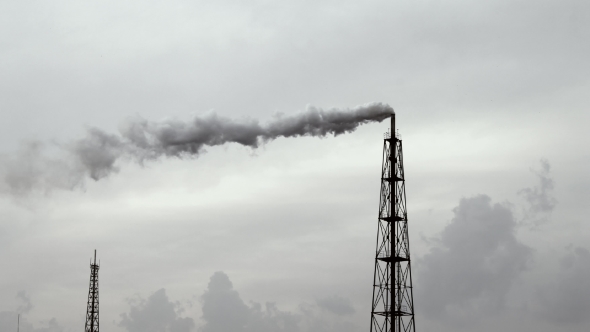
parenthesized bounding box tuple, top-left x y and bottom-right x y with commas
(17, 314, 19, 332)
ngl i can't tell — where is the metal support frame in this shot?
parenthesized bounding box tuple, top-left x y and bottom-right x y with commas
(85, 250, 99, 332)
(370, 114, 416, 332)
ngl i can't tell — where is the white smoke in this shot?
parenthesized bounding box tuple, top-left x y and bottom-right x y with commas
(0, 102, 393, 195)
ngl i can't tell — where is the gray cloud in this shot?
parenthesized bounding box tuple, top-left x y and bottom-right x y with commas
(200, 271, 357, 332)
(417, 195, 532, 322)
(1, 102, 391, 195)
(200, 271, 250, 332)
(119, 288, 195, 332)
(200, 271, 299, 332)
(535, 246, 590, 325)
(519, 159, 557, 226)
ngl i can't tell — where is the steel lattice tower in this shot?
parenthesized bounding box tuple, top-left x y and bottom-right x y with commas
(85, 250, 99, 332)
(370, 114, 416, 332)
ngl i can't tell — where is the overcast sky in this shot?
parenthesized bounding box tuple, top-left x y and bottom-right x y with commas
(0, 0, 589, 332)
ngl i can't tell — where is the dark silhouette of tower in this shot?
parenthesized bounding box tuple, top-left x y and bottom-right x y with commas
(85, 250, 99, 332)
(370, 114, 416, 332)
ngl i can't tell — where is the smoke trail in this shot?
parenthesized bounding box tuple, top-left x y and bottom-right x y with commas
(1, 102, 393, 195)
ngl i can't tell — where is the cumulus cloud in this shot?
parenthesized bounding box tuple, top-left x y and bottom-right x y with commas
(200, 271, 299, 332)
(200, 272, 250, 332)
(417, 195, 532, 322)
(0, 102, 392, 195)
(200, 271, 357, 332)
(119, 288, 195, 332)
(519, 159, 557, 226)
(535, 246, 590, 325)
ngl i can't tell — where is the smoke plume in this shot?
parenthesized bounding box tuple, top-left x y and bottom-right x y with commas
(0, 102, 393, 195)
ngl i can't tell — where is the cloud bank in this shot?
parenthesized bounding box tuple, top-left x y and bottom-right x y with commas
(119, 289, 194, 332)
(118, 272, 358, 332)
(200, 271, 358, 332)
(535, 246, 590, 325)
(417, 195, 532, 322)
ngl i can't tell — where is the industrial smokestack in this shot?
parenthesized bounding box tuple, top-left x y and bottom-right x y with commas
(1, 102, 393, 195)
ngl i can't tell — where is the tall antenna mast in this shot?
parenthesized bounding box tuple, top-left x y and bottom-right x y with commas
(17, 314, 19, 332)
(84, 250, 100, 332)
(369, 113, 416, 332)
